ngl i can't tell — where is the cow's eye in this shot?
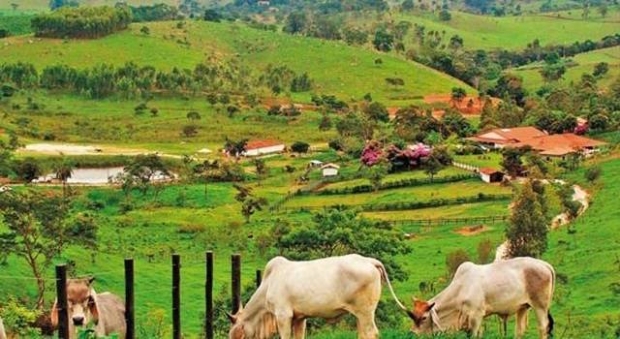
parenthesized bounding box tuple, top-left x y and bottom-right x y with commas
(421, 316, 427, 321)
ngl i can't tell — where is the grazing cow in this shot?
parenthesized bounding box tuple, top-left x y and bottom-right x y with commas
(51, 277, 126, 339)
(409, 257, 555, 339)
(0, 316, 6, 339)
(228, 254, 410, 339)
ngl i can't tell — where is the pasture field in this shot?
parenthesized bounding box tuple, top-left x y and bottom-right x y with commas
(0, 20, 471, 105)
(1, 155, 619, 337)
(513, 45, 620, 91)
(387, 9, 620, 51)
(1, 92, 338, 154)
(281, 179, 511, 208)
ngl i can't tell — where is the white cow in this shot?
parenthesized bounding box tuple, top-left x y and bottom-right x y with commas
(409, 257, 555, 339)
(227, 254, 410, 339)
(51, 277, 126, 339)
(0, 316, 6, 339)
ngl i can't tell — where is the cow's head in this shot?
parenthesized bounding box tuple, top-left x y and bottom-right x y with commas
(408, 298, 435, 334)
(51, 277, 100, 331)
(227, 304, 277, 339)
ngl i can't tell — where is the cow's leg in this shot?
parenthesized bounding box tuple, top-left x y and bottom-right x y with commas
(292, 319, 307, 339)
(533, 307, 549, 339)
(275, 313, 293, 339)
(468, 314, 483, 337)
(354, 311, 379, 339)
(515, 308, 529, 339)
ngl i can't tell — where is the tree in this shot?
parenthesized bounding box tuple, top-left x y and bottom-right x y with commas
(290, 141, 310, 155)
(501, 147, 528, 177)
(140, 25, 150, 35)
(203, 9, 221, 22)
(233, 183, 267, 223)
(593, 62, 609, 77)
(224, 138, 248, 160)
(0, 189, 96, 308)
(364, 102, 390, 122)
(252, 158, 268, 185)
(186, 111, 201, 121)
(401, 0, 415, 11)
(451, 87, 467, 105)
(585, 165, 602, 183)
(124, 153, 170, 196)
(273, 208, 412, 281)
(283, 12, 307, 34)
(364, 161, 389, 192)
(54, 157, 74, 198)
(373, 28, 394, 52)
(182, 125, 198, 137)
(423, 153, 443, 181)
(506, 180, 548, 258)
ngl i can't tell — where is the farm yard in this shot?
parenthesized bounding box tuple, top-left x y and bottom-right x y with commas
(1, 0, 620, 338)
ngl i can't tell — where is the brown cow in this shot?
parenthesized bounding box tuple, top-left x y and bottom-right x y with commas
(51, 277, 126, 339)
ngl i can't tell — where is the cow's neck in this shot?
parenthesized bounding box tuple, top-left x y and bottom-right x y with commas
(430, 288, 464, 331)
(239, 287, 277, 339)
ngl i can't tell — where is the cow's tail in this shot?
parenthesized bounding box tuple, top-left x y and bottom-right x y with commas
(547, 312, 554, 337)
(373, 260, 415, 319)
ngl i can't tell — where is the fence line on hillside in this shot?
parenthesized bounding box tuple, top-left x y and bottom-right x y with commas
(452, 161, 480, 173)
(53, 252, 262, 339)
(385, 214, 509, 228)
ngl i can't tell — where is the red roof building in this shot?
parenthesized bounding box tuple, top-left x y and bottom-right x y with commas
(469, 127, 606, 158)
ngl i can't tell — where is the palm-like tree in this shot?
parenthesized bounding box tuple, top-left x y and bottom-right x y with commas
(55, 157, 74, 198)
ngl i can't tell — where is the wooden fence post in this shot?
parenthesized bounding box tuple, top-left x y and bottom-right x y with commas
(231, 254, 241, 314)
(205, 251, 214, 339)
(55, 264, 69, 339)
(255, 270, 262, 289)
(172, 254, 181, 339)
(124, 258, 135, 339)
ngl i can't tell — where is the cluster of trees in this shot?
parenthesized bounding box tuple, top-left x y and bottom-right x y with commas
(31, 6, 132, 39)
(130, 3, 180, 22)
(0, 61, 313, 99)
(479, 72, 620, 134)
(407, 25, 620, 90)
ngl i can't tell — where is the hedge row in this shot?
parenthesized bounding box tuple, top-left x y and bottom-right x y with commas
(316, 174, 478, 195)
(282, 193, 512, 213)
(361, 193, 512, 212)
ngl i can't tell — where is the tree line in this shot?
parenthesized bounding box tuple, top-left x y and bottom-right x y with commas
(31, 5, 132, 39)
(0, 61, 313, 99)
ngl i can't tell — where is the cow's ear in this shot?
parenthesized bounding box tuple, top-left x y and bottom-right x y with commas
(87, 276, 95, 285)
(50, 299, 59, 329)
(427, 302, 436, 311)
(88, 295, 99, 324)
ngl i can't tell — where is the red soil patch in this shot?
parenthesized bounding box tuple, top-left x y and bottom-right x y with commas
(455, 224, 489, 236)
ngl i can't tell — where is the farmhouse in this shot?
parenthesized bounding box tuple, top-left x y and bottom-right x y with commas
(479, 168, 504, 183)
(468, 127, 606, 158)
(244, 140, 285, 157)
(321, 163, 340, 177)
(468, 127, 547, 149)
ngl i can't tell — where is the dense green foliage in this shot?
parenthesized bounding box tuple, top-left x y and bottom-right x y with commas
(31, 6, 132, 39)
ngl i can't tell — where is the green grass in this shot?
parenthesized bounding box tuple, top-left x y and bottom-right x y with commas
(513, 45, 620, 92)
(0, 20, 471, 105)
(389, 9, 620, 51)
(282, 179, 511, 208)
(453, 152, 503, 169)
(321, 166, 470, 191)
(361, 200, 510, 220)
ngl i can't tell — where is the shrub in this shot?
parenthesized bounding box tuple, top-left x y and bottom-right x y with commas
(446, 249, 470, 277)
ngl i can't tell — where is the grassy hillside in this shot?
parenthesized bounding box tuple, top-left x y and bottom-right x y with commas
(389, 9, 620, 51)
(0, 20, 471, 104)
(513, 45, 620, 91)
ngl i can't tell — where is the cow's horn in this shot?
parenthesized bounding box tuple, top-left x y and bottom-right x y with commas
(226, 312, 237, 324)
